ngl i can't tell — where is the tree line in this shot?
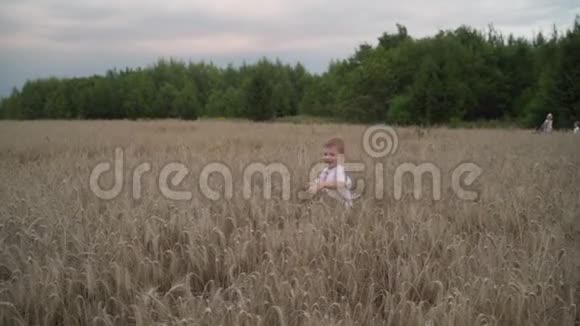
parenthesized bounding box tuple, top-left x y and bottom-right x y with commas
(1, 16, 579, 128)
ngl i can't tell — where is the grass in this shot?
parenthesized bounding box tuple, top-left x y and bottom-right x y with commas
(274, 115, 344, 125)
(0, 119, 578, 326)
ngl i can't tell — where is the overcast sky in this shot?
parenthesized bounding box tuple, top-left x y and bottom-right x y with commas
(0, 0, 578, 97)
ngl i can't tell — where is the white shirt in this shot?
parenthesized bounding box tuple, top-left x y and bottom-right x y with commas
(542, 120, 553, 133)
(317, 165, 353, 207)
(574, 126, 579, 134)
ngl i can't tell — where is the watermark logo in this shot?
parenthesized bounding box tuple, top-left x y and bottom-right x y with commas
(362, 125, 398, 158)
(89, 125, 483, 202)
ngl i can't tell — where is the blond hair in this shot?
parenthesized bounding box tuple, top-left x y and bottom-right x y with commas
(324, 137, 345, 154)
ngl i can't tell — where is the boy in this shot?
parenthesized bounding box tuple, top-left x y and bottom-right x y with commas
(308, 138, 353, 208)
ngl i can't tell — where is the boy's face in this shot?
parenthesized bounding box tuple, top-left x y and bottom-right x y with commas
(322, 145, 340, 166)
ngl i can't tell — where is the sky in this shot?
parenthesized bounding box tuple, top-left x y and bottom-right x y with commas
(0, 0, 578, 97)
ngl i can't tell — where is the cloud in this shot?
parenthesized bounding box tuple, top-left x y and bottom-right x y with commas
(0, 0, 578, 95)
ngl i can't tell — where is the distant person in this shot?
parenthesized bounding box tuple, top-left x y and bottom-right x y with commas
(539, 113, 553, 133)
(574, 121, 579, 134)
(307, 138, 353, 208)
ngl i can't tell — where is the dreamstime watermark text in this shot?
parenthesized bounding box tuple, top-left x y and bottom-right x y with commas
(89, 125, 483, 202)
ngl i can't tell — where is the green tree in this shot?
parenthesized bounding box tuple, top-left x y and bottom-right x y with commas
(387, 94, 413, 124)
(173, 83, 200, 120)
(551, 16, 580, 127)
(152, 82, 178, 118)
(242, 66, 274, 121)
(2, 18, 580, 125)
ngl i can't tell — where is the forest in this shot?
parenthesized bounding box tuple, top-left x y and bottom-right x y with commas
(1, 16, 579, 128)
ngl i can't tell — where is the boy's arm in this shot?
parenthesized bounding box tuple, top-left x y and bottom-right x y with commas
(317, 180, 346, 190)
(307, 173, 323, 194)
(318, 166, 347, 190)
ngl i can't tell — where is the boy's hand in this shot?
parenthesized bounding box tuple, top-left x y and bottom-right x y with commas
(307, 181, 319, 194)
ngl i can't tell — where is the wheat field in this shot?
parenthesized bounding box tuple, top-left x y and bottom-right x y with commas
(0, 120, 578, 326)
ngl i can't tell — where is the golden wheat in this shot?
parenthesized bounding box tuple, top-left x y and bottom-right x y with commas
(0, 120, 578, 326)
